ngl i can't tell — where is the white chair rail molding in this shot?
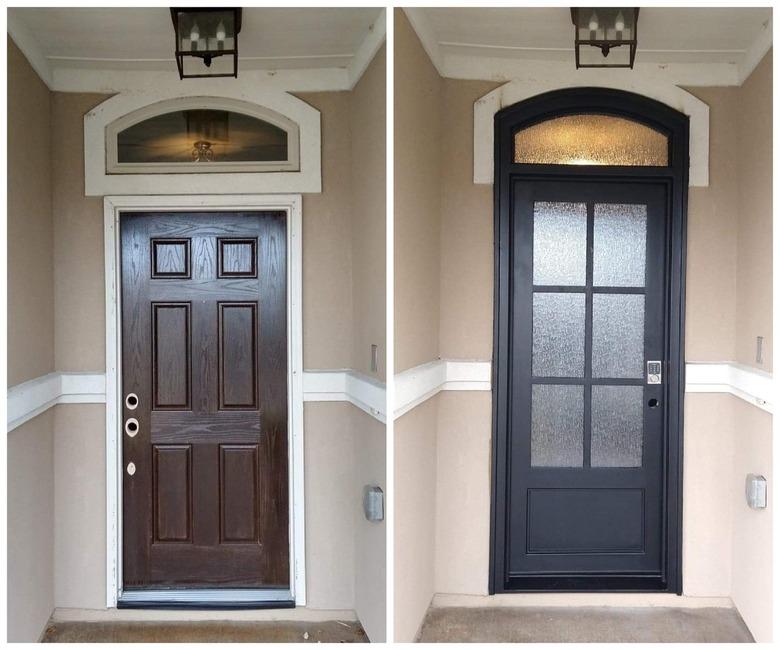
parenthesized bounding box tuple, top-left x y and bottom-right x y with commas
(8, 369, 386, 432)
(392, 359, 774, 418)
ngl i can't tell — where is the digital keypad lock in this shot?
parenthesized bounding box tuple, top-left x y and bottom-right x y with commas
(647, 361, 662, 385)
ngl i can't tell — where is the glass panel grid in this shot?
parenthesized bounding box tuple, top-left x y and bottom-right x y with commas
(514, 114, 669, 166)
(591, 294, 645, 378)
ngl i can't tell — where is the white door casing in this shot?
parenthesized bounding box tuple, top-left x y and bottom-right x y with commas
(104, 194, 305, 607)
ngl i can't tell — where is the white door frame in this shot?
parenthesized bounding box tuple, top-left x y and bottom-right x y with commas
(104, 194, 305, 607)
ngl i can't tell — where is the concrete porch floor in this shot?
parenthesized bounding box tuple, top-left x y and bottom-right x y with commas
(417, 606, 754, 643)
(40, 619, 368, 643)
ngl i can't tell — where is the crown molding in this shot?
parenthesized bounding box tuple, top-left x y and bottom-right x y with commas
(738, 16, 773, 84)
(7, 11, 52, 89)
(402, 7, 444, 75)
(347, 8, 386, 89)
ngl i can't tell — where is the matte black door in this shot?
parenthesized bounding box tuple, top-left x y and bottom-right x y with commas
(502, 180, 671, 590)
(120, 211, 289, 589)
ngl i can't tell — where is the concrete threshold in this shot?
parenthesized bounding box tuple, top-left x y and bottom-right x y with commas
(418, 605, 754, 643)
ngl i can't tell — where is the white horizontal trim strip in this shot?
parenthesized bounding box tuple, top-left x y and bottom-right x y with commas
(394, 359, 491, 419)
(7, 372, 106, 431)
(7, 370, 386, 432)
(685, 362, 774, 413)
(302, 370, 387, 423)
(394, 360, 774, 418)
(119, 589, 292, 604)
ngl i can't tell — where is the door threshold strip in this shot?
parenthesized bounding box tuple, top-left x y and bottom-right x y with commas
(118, 589, 295, 610)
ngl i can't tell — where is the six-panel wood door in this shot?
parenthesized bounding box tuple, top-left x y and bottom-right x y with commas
(121, 211, 289, 588)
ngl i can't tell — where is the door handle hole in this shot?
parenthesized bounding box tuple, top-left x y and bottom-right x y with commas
(125, 393, 139, 410)
(648, 398, 659, 408)
(125, 418, 139, 437)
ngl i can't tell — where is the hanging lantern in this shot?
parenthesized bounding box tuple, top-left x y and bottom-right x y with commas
(171, 8, 242, 79)
(571, 8, 639, 69)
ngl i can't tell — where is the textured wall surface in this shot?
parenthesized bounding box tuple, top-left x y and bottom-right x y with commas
(7, 38, 54, 385)
(7, 36, 56, 642)
(394, 9, 442, 373)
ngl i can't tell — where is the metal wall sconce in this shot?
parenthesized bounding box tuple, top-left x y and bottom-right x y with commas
(171, 7, 242, 79)
(571, 7, 639, 69)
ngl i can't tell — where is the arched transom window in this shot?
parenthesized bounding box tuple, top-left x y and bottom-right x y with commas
(106, 97, 300, 174)
(514, 113, 669, 166)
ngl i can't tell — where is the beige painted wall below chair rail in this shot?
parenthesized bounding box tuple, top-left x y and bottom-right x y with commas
(7, 36, 387, 642)
(393, 9, 773, 643)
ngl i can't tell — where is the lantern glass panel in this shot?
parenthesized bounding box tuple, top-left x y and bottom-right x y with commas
(176, 10, 236, 53)
(117, 109, 288, 164)
(514, 114, 668, 166)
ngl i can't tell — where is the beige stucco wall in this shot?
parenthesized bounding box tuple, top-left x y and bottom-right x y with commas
(352, 407, 387, 642)
(7, 412, 56, 642)
(736, 50, 773, 372)
(7, 37, 54, 385)
(393, 10, 441, 640)
(394, 9, 442, 373)
(7, 37, 57, 642)
(394, 397, 438, 642)
(394, 9, 772, 642)
(350, 44, 387, 380)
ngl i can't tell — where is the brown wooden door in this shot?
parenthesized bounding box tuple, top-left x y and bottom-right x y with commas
(120, 211, 289, 589)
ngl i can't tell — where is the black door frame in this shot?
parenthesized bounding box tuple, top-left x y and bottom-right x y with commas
(490, 88, 689, 594)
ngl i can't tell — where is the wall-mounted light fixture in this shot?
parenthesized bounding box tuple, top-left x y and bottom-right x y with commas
(171, 7, 242, 79)
(571, 7, 639, 69)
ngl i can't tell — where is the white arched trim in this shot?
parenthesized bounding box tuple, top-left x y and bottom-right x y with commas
(474, 78, 710, 187)
(85, 86, 321, 195)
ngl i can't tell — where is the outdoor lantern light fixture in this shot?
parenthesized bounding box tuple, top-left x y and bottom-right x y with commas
(171, 7, 242, 79)
(571, 7, 639, 69)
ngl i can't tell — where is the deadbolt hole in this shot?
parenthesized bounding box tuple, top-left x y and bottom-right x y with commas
(648, 398, 659, 408)
(127, 421, 138, 432)
(125, 393, 139, 409)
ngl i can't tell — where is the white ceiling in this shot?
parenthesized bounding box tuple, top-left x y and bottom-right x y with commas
(424, 7, 772, 65)
(9, 7, 384, 71)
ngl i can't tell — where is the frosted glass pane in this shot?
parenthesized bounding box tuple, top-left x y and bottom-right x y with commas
(592, 294, 645, 378)
(533, 293, 586, 377)
(591, 386, 644, 467)
(531, 384, 584, 467)
(533, 202, 587, 285)
(514, 114, 668, 166)
(593, 204, 647, 287)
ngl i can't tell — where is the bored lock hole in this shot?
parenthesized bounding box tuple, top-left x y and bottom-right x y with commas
(125, 393, 138, 409)
(128, 421, 138, 431)
(648, 398, 659, 408)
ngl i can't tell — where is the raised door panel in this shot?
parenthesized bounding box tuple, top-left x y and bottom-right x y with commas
(220, 445, 260, 543)
(152, 303, 191, 409)
(153, 445, 192, 542)
(218, 302, 258, 410)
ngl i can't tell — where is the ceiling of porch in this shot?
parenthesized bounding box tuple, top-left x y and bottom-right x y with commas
(8, 7, 384, 72)
(407, 7, 772, 85)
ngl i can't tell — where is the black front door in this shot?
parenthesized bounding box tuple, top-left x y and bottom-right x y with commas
(503, 180, 669, 590)
(491, 89, 688, 594)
